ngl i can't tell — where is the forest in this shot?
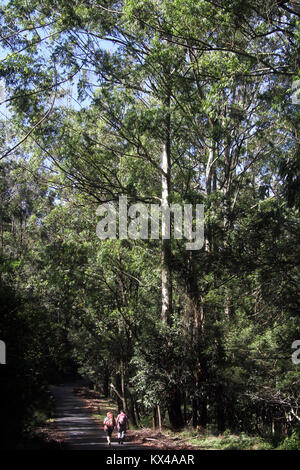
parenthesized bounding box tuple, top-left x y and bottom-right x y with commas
(0, 0, 300, 450)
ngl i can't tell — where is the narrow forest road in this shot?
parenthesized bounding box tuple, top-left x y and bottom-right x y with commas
(49, 384, 145, 450)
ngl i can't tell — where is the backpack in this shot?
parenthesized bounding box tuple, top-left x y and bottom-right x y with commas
(105, 413, 114, 428)
(118, 412, 126, 425)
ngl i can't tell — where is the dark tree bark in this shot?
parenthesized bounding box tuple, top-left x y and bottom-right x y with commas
(102, 367, 109, 398)
(167, 388, 184, 429)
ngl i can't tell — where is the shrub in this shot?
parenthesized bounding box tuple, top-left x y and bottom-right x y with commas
(278, 431, 300, 450)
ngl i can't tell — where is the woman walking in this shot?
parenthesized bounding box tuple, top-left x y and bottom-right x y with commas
(116, 410, 128, 444)
(103, 411, 116, 446)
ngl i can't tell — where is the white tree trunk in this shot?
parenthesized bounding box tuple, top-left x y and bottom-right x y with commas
(161, 142, 172, 323)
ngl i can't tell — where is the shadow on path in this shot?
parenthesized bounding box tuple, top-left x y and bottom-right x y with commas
(49, 384, 145, 450)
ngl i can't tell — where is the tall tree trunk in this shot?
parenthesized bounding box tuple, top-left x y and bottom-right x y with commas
(216, 383, 225, 433)
(120, 359, 127, 410)
(152, 407, 157, 431)
(157, 404, 162, 432)
(186, 249, 208, 429)
(205, 142, 215, 252)
(161, 85, 184, 428)
(128, 393, 137, 427)
(161, 78, 172, 322)
(133, 397, 142, 427)
(161, 140, 172, 323)
(167, 388, 184, 429)
(223, 136, 233, 319)
(102, 366, 109, 398)
(215, 325, 226, 433)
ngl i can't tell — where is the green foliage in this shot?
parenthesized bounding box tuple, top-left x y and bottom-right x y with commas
(0, 0, 300, 446)
(278, 431, 300, 451)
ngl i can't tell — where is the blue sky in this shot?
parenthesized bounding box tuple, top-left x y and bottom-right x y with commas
(0, 23, 118, 111)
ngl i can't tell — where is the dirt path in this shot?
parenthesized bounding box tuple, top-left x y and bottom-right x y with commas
(49, 383, 144, 450)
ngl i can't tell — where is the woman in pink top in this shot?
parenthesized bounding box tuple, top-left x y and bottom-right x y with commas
(116, 410, 128, 444)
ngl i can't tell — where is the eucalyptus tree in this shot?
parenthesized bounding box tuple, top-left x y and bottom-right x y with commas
(1, 0, 299, 433)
